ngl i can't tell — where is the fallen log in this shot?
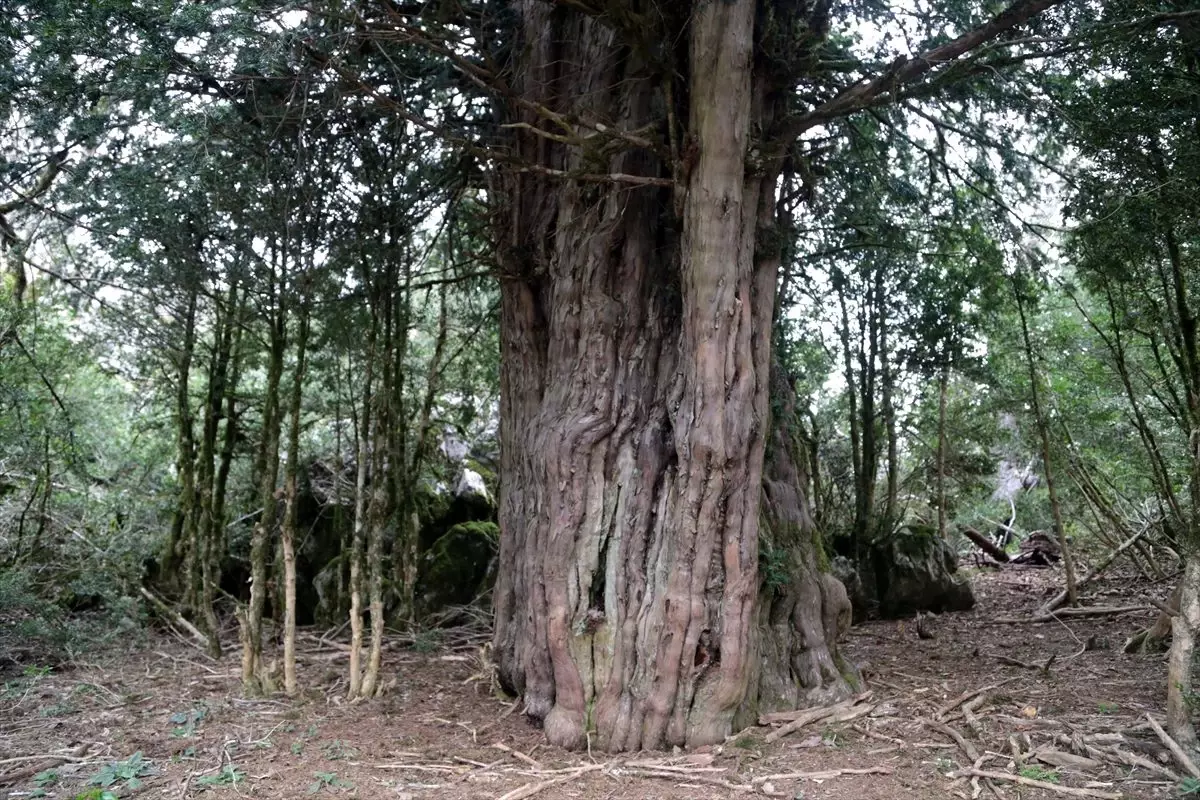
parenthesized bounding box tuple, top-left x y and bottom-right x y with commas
(993, 605, 1152, 624)
(963, 526, 1009, 563)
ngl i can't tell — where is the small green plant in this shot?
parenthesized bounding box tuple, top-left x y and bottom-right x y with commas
(196, 765, 245, 788)
(321, 740, 357, 761)
(759, 545, 790, 592)
(1096, 701, 1118, 714)
(89, 751, 157, 791)
(307, 771, 353, 794)
(731, 733, 760, 750)
(1019, 765, 1060, 783)
(34, 769, 60, 788)
(171, 745, 198, 762)
(169, 704, 209, 737)
(1179, 776, 1200, 795)
(72, 790, 119, 800)
(291, 741, 304, 755)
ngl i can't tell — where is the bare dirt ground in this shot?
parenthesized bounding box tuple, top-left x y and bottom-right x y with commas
(0, 567, 1183, 800)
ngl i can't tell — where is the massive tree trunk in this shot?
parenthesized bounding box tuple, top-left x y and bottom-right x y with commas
(491, 0, 852, 752)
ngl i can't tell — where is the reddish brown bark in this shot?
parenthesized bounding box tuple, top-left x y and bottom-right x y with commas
(492, 0, 840, 752)
(490, 0, 1059, 753)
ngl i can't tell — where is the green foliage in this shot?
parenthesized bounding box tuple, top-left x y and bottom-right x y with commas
(759, 544, 791, 592)
(1179, 776, 1200, 796)
(169, 704, 209, 737)
(320, 740, 357, 761)
(72, 790, 119, 800)
(195, 765, 245, 789)
(33, 769, 60, 787)
(88, 752, 156, 792)
(307, 771, 353, 794)
(1018, 765, 1059, 784)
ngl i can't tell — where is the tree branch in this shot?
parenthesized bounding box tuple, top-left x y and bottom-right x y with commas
(777, 0, 1067, 142)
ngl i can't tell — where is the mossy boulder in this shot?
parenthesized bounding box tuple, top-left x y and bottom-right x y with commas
(417, 521, 499, 618)
(865, 526, 975, 618)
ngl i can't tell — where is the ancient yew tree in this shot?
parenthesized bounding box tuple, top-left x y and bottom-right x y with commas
(487, 0, 1063, 750)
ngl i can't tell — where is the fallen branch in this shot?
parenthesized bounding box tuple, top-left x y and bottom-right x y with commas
(140, 586, 213, 653)
(759, 691, 871, 724)
(751, 766, 892, 782)
(0, 743, 92, 786)
(492, 742, 544, 771)
(1083, 743, 1179, 781)
(1036, 527, 1150, 615)
(1145, 713, 1200, 779)
(962, 693, 987, 737)
(0, 752, 94, 767)
(624, 768, 748, 791)
(947, 767, 1122, 798)
(993, 605, 1151, 624)
(1143, 594, 1179, 618)
(1032, 749, 1102, 771)
(763, 699, 876, 743)
(924, 719, 980, 762)
(934, 679, 1014, 721)
(494, 765, 604, 800)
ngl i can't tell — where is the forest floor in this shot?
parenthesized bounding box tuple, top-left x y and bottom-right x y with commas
(0, 567, 1183, 800)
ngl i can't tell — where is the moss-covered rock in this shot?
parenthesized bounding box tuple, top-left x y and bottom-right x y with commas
(417, 521, 499, 618)
(867, 527, 974, 618)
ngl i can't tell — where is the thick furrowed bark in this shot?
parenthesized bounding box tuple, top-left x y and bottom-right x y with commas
(650, 0, 762, 747)
(491, 0, 846, 752)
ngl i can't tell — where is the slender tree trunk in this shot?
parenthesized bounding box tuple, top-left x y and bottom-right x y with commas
(878, 274, 898, 535)
(210, 293, 246, 614)
(389, 267, 414, 627)
(243, 296, 287, 693)
(936, 365, 949, 539)
(836, 283, 863, 556)
(1162, 219, 1200, 748)
(348, 330, 374, 699)
(195, 282, 238, 658)
(1167, 555, 1200, 751)
(361, 413, 387, 697)
(859, 278, 880, 544)
(1014, 279, 1078, 606)
(362, 291, 391, 698)
(396, 282, 450, 626)
(168, 287, 198, 594)
(334, 362, 349, 621)
(280, 304, 310, 695)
